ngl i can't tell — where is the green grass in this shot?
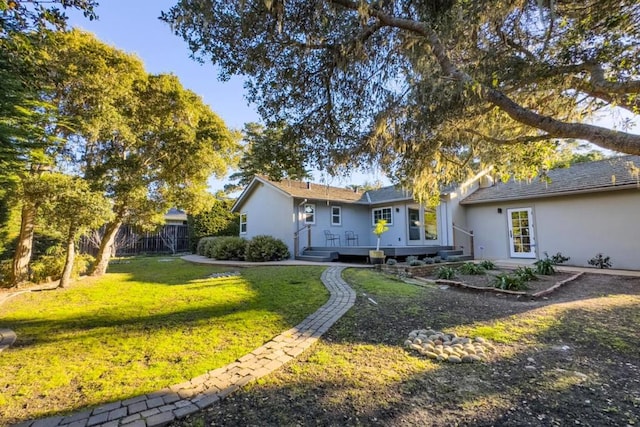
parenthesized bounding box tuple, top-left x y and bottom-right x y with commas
(342, 268, 424, 298)
(0, 257, 329, 424)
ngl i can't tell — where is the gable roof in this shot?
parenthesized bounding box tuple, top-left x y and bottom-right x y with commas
(461, 155, 640, 205)
(266, 177, 368, 203)
(231, 175, 416, 212)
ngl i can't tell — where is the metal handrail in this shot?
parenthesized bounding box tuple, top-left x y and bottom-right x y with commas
(452, 223, 474, 259)
(294, 224, 310, 236)
(452, 223, 474, 237)
(294, 225, 311, 256)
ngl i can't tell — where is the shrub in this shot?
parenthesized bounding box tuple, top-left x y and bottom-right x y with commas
(514, 266, 537, 282)
(588, 253, 612, 269)
(479, 260, 496, 270)
(196, 236, 218, 256)
(493, 273, 527, 291)
(406, 255, 418, 264)
(548, 252, 570, 265)
(408, 259, 425, 266)
(534, 251, 568, 275)
(435, 266, 455, 280)
(203, 237, 220, 258)
(73, 253, 95, 277)
(0, 260, 11, 288)
(534, 258, 555, 275)
(386, 258, 398, 266)
(424, 257, 435, 264)
(245, 235, 290, 262)
(458, 262, 485, 275)
(210, 236, 247, 260)
(29, 246, 95, 284)
(433, 256, 442, 263)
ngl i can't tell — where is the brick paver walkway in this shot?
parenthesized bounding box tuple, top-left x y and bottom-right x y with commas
(14, 267, 355, 427)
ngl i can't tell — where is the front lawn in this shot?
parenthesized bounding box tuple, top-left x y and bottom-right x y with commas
(0, 257, 328, 425)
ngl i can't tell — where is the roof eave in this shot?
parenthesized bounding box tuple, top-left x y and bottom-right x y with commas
(460, 183, 639, 205)
(231, 176, 293, 212)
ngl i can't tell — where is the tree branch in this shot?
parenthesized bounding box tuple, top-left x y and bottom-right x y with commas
(329, 0, 640, 155)
(463, 128, 553, 145)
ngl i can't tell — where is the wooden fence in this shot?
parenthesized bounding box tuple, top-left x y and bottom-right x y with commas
(79, 224, 190, 256)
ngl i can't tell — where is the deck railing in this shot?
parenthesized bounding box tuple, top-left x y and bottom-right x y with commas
(293, 225, 311, 256)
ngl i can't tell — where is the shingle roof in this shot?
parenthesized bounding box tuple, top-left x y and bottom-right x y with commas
(265, 177, 368, 203)
(366, 186, 414, 203)
(460, 155, 640, 205)
(240, 176, 415, 207)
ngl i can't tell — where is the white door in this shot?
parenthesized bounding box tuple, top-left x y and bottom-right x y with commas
(507, 208, 536, 258)
(407, 205, 439, 245)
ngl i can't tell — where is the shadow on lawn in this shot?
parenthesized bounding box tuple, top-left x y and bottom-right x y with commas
(178, 276, 640, 426)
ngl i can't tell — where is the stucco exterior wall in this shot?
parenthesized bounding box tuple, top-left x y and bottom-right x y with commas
(466, 189, 640, 270)
(237, 183, 295, 257)
(445, 179, 482, 252)
(293, 200, 371, 248)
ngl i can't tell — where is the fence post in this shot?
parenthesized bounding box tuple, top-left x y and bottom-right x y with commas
(470, 230, 474, 259)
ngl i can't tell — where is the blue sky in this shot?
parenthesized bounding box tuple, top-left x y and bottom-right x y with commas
(65, 1, 389, 191)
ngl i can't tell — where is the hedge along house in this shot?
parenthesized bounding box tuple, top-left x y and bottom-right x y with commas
(230, 176, 465, 262)
(458, 156, 640, 270)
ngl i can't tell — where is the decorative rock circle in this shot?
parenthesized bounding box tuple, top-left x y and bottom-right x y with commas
(404, 328, 495, 363)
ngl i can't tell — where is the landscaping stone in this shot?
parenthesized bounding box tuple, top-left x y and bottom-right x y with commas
(405, 329, 495, 363)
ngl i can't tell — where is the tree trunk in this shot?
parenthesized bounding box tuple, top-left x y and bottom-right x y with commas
(10, 202, 37, 285)
(90, 220, 122, 277)
(59, 234, 75, 289)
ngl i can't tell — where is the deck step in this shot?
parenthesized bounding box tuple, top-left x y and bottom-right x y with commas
(295, 255, 335, 262)
(437, 249, 463, 259)
(295, 250, 339, 262)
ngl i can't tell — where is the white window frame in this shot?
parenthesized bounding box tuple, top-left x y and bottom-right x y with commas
(331, 206, 342, 226)
(303, 203, 316, 224)
(240, 212, 247, 234)
(372, 206, 393, 225)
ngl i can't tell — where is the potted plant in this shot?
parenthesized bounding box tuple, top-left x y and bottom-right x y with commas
(369, 219, 389, 264)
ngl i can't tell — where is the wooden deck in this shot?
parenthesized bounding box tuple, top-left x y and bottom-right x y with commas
(308, 245, 452, 258)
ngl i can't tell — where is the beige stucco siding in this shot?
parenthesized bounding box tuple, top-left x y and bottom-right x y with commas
(466, 189, 640, 270)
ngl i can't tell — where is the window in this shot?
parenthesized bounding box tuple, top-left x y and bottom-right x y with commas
(240, 213, 247, 234)
(331, 206, 342, 225)
(303, 203, 315, 224)
(372, 207, 393, 225)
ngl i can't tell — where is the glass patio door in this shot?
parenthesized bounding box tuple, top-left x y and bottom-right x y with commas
(507, 208, 536, 258)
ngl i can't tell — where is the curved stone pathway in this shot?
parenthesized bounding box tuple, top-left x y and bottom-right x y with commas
(14, 267, 355, 427)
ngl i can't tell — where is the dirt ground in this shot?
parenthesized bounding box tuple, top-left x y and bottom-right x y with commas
(172, 272, 640, 427)
(423, 268, 579, 295)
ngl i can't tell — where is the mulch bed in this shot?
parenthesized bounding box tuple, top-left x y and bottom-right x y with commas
(419, 269, 582, 297)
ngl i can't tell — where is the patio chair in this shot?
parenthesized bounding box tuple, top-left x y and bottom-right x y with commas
(345, 230, 359, 246)
(324, 230, 341, 246)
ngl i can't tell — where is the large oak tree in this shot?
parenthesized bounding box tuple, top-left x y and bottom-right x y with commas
(50, 30, 240, 276)
(162, 0, 639, 198)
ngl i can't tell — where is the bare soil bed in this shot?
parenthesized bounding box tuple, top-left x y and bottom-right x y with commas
(171, 271, 640, 427)
(423, 269, 580, 296)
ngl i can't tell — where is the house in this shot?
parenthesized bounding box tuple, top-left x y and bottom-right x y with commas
(457, 155, 640, 270)
(230, 176, 461, 261)
(232, 156, 640, 269)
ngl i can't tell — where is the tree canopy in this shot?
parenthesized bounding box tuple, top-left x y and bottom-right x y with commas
(162, 0, 640, 199)
(0, 0, 97, 180)
(46, 30, 240, 275)
(226, 121, 310, 192)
